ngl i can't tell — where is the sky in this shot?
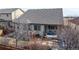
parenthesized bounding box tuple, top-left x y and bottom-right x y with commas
(63, 8, 79, 16)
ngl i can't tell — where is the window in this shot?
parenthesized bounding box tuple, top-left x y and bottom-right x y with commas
(34, 25, 40, 31)
(17, 26, 19, 29)
(8, 22, 11, 26)
(48, 25, 57, 30)
(48, 25, 53, 29)
(28, 26, 31, 30)
(0, 14, 1, 17)
(6, 14, 9, 17)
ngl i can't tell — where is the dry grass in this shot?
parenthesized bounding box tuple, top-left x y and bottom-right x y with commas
(0, 37, 59, 50)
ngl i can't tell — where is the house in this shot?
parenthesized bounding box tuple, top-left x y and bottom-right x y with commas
(14, 8, 63, 36)
(0, 8, 24, 33)
(0, 19, 15, 30)
(68, 17, 79, 30)
(0, 8, 24, 22)
(64, 17, 76, 26)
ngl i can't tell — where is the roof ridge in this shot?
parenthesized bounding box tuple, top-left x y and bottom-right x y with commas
(0, 8, 24, 13)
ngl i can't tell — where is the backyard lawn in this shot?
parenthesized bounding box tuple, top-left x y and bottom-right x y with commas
(0, 37, 59, 50)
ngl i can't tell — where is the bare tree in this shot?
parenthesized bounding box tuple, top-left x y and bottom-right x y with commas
(59, 26, 79, 50)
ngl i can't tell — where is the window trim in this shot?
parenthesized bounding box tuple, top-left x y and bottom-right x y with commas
(34, 25, 40, 31)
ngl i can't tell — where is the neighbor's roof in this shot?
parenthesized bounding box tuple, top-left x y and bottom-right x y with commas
(64, 16, 78, 18)
(15, 8, 63, 25)
(0, 8, 24, 13)
(69, 17, 79, 25)
(0, 19, 12, 22)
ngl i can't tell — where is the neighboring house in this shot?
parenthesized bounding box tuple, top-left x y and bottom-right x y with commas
(64, 17, 76, 26)
(0, 8, 24, 33)
(0, 8, 24, 21)
(0, 19, 15, 30)
(14, 8, 64, 36)
(68, 17, 79, 30)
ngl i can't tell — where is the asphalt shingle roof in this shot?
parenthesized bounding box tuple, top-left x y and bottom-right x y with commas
(15, 8, 63, 25)
(0, 8, 20, 13)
